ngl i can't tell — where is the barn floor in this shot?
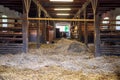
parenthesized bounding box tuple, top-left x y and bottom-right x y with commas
(0, 38, 120, 80)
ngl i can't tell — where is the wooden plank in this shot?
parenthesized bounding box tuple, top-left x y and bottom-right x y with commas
(36, 6, 41, 48)
(78, 15, 82, 41)
(0, 32, 22, 36)
(84, 8, 88, 47)
(44, 16, 47, 42)
(0, 42, 23, 54)
(22, 14, 28, 53)
(74, 1, 91, 18)
(0, 37, 23, 40)
(0, 43, 23, 45)
(0, 50, 23, 54)
(100, 24, 120, 26)
(22, 0, 31, 53)
(0, 44, 23, 48)
(32, 0, 51, 17)
(28, 18, 94, 22)
(94, 14, 101, 56)
(101, 20, 120, 21)
(100, 45, 120, 48)
(0, 47, 23, 49)
(0, 17, 22, 20)
(100, 33, 120, 35)
(0, 22, 22, 24)
(0, 27, 22, 30)
(91, 0, 100, 57)
(0, 46, 23, 48)
(101, 38, 120, 41)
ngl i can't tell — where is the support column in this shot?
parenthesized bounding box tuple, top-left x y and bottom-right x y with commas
(95, 14, 101, 56)
(53, 21, 56, 39)
(44, 15, 47, 42)
(78, 14, 82, 42)
(84, 8, 88, 47)
(46, 19, 49, 42)
(22, 0, 31, 53)
(71, 21, 75, 39)
(91, 0, 101, 56)
(36, 6, 41, 48)
(77, 16, 80, 40)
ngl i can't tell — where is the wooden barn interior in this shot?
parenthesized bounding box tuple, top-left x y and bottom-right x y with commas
(0, 0, 120, 56)
(0, 0, 120, 79)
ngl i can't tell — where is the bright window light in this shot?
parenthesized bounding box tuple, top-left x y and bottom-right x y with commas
(2, 15, 8, 27)
(57, 13, 70, 16)
(2, 15, 8, 32)
(116, 15, 120, 30)
(54, 8, 71, 10)
(50, 0, 73, 2)
(56, 25, 69, 32)
(102, 17, 109, 29)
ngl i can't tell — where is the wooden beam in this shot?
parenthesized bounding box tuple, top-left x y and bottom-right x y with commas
(28, 18, 94, 22)
(74, 0, 91, 18)
(32, 0, 51, 17)
(36, 6, 41, 48)
(22, 0, 31, 53)
(91, 0, 98, 15)
(44, 16, 47, 42)
(84, 8, 88, 47)
(23, 0, 31, 13)
(94, 14, 101, 56)
(90, 0, 101, 57)
(53, 21, 56, 39)
(76, 16, 80, 40)
(78, 15, 82, 42)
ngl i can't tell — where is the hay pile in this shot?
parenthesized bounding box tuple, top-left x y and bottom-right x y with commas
(53, 38, 89, 54)
(0, 38, 119, 80)
(0, 65, 119, 80)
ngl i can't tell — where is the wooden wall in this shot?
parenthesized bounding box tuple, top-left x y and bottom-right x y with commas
(29, 22, 54, 43)
(0, 18, 23, 54)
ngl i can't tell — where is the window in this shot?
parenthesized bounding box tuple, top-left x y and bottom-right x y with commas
(116, 15, 120, 30)
(102, 17, 109, 29)
(56, 25, 69, 32)
(2, 15, 8, 27)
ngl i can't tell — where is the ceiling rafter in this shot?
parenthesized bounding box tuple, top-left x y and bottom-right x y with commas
(0, 0, 120, 18)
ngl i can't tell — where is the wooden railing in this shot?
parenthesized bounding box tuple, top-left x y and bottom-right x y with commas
(100, 19, 120, 55)
(0, 17, 23, 54)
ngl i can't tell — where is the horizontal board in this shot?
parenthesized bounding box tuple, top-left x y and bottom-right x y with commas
(0, 37, 23, 40)
(0, 22, 22, 24)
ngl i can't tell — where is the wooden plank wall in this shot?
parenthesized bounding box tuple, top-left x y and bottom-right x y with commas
(0, 18, 23, 54)
(29, 22, 54, 43)
(100, 20, 120, 55)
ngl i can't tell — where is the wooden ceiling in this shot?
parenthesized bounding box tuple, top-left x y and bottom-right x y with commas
(0, 0, 120, 18)
(39, 0, 87, 18)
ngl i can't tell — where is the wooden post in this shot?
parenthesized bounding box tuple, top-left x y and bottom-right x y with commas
(77, 16, 80, 40)
(46, 19, 49, 42)
(84, 8, 88, 47)
(32, 0, 51, 18)
(22, 0, 31, 53)
(53, 21, 56, 39)
(72, 21, 75, 39)
(36, 6, 41, 48)
(44, 15, 47, 43)
(28, 17, 94, 22)
(74, 1, 91, 18)
(91, 0, 101, 56)
(78, 14, 82, 42)
(95, 14, 101, 56)
(79, 15, 82, 41)
(76, 16, 80, 40)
